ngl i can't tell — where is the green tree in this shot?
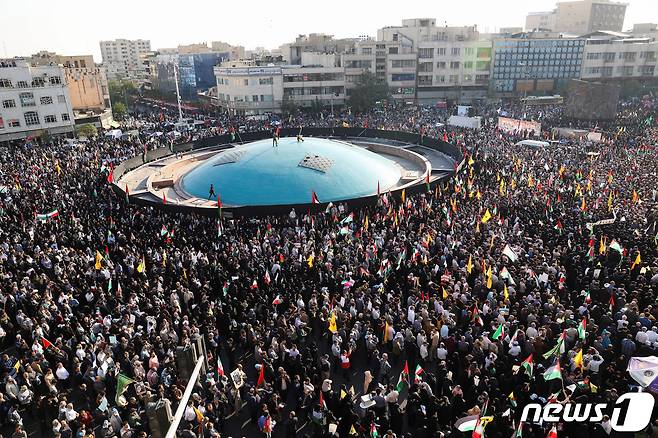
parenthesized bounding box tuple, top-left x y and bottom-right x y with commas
(347, 71, 389, 113)
(108, 80, 137, 108)
(75, 123, 98, 138)
(112, 102, 128, 120)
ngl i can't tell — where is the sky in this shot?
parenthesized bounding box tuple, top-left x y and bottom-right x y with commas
(0, 0, 655, 62)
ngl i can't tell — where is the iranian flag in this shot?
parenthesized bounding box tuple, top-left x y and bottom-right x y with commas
(414, 364, 424, 383)
(578, 318, 587, 340)
(311, 191, 320, 204)
(491, 324, 505, 341)
(264, 270, 271, 285)
(370, 422, 379, 438)
(584, 290, 591, 304)
(546, 426, 558, 438)
(36, 210, 59, 222)
(272, 295, 283, 306)
(217, 356, 225, 377)
(222, 281, 229, 296)
(543, 359, 563, 381)
(520, 354, 534, 377)
(396, 360, 410, 392)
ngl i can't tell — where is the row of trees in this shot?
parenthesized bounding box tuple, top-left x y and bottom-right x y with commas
(108, 80, 138, 120)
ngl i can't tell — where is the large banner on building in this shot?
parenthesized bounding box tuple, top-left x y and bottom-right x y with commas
(497, 117, 541, 135)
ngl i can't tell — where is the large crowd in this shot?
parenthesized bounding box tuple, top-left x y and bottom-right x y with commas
(0, 99, 656, 438)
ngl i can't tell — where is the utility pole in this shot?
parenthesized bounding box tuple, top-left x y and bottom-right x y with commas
(173, 62, 183, 123)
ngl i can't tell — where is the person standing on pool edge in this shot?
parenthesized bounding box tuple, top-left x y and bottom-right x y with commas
(272, 127, 279, 147)
(208, 184, 216, 199)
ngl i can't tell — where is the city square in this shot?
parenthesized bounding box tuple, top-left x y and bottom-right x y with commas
(0, 1, 657, 438)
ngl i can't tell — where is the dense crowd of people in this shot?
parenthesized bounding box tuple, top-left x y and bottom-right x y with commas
(0, 99, 656, 438)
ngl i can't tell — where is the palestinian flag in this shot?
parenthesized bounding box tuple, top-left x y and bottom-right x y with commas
(396, 360, 410, 392)
(609, 294, 615, 312)
(609, 239, 623, 253)
(471, 306, 483, 326)
(577, 318, 586, 340)
(217, 356, 225, 377)
(542, 331, 566, 359)
(370, 422, 379, 438)
(455, 414, 479, 432)
(311, 191, 320, 204)
(491, 324, 505, 341)
(341, 212, 354, 224)
(125, 184, 130, 203)
(251, 279, 258, 290)
(543, 359, 563, 381)
(36, 210, 59, 222)
(584, 290, 591, 304)
(414, 364, 424, 383)
(115, 373, 135, 404)
(222, 281, 229, 296)
(520, 354, 534, 377)
(264, 270, 271, 285)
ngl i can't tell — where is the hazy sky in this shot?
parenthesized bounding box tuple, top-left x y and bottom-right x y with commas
(1, 0, 655, 62)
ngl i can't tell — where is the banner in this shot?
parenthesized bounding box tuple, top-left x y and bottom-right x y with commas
(497, 117, 541, 135)
(628, 356, 658, 394)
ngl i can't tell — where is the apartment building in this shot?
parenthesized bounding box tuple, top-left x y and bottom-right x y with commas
(0, 59, 75, 142)
(214, 60, 284, 115)
(378, 20, 493, 103)
(282, 53, 345, 110)
(526, 0, 627, 34)
(581, 31, 658, 80)
(99, 39, 151, 80)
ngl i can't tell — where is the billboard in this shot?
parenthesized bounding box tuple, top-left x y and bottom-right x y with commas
(565, 79, 620, 120)
(498, 117, 541, 135)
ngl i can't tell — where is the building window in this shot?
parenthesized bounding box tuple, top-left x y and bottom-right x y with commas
(419, 48, 434, 58)
(451, 47, 460, 56)
(259, 77, 273, 85)
(450, 61, 460, 69)
(8, 119, 20, 128)
(61, 113, 70, 121)
(243, 79, 248, 86)
(49, 76, 62, 85)
(2, 99, 16, 108)
(40, 96, 53, 105)
(464, 47, 474, 56)
(436, 61, 446, 69)
(435, 75, 445, 83)
(24, 111, 39, 126)
(362, 47, 372, 55)
(58, 95, 66, 103)
(19, 92, 36, 107)
(44, 114, 57, 123)
(464, 61, 473, 69)
(0, 78, 12, 88)
(16, 81, 28, 88)
(449, 75, 459, 83)
(437, 48, 446, 56)
(603, 53, 615, 62)
(391, 73, 415, 81)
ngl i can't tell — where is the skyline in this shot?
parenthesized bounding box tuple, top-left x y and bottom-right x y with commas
(1, 0, 656, 62)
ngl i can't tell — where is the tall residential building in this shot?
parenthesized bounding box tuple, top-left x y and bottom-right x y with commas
(211, 42, 245, 60)
(0, 59, 75, 142)
(283, 34, 357, 65)
(377, 20, 493, 103)
(526, 0, 627, 35)
(99, 39, 151, 80)
(491, 32, 585, 95)
(580, 31, 658, 80)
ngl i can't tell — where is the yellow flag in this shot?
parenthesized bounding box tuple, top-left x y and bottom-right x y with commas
(607, 192, 613, 212)
(631, 251, 641, 270)
(13, 361, 20, 371)
(481, 209, 492, 223)
(527, 174, 534, 187)
(486, 266, 493, 289)
(468, 156, 474, 166)
(307, 254, 314, 268)
(341, 389, 347, 400)
(328, 312, 337, 333)
(466, 255, 473, 274)
(489, 234, 496, 251)
(363, 215, 369, 231)
(599, 236, 606, 255)
(574, 348, 584, 371)
(401, 189, 406, 203)
(193, 406, 204, 422)
(504, 284, 509, 301)
(383, 321, 390, 343)
(95, 251, 102, 270)
(442, 286, 448, 299)
(349, 425, 357, 435)
(136, 256, 146, 273)
(632, 190, 639, 203)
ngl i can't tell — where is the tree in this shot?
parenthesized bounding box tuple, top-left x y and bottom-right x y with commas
(112, 102, 128, 120)
(348, 71, 389, 113)
(75, 123, 98, 138)
(108, 80, 137, 108)
(280, 94, 298, 116)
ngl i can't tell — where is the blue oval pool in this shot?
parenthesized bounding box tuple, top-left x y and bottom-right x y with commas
(180, 137, 401, 206)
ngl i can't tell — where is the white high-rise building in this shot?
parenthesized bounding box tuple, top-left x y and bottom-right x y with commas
(100, 39, 151, 80)
(526, 0, 627, 35)
(0, 59, 75, 142)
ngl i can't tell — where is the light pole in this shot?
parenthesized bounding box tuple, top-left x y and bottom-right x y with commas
(173, 62, 183, 123)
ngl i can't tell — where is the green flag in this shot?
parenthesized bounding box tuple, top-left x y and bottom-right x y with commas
(116, 373, 135, 404)
(491, 324, 505, 340)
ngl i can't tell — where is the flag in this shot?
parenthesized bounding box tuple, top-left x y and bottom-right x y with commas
(414, 364, 424, 383)
(584, 290, 591, 304)
(363, 215, 369, 231)
(272, 295, 282, 306)
(578, 318, 586, 340)
(401, 189, 406, 204)
(547, 426, 558, 438)
(574, 348, 584, 371)
(609, 294, 615, 312)
(341, 212, 354, 225)
(107, 278, 113, 293)
(503, 284, 509, 301)
(115, 373, 135, 404)
(383, 321, 391, 343)
(481, 209, 492, 223)
(520, 354, 534, 377)
(136, 256, 146, 274)
(340, 389, 347, 400)
(514, 421, 523, 437)
(543, 359, 563, 381)
(543, 331, 566, 359)
(217, 356, 225, 377)
(264, 270, 271, 285)
(328, 312, 338, 333)
(472, 306, 483, 326)
(599, 236, 606, 254)
(162, 193, 167, 204)
(13, 361, 20, 372)
(455, 415, 479, 432)
(36, 210, 59, 222)
(466, 255, 473, 274)
(350, 425, 357, 435)
(311, 191, 320, 204)
(396, 360, 409, 392)
(442, 286, 448, 299)
(41, 337, 53, 349)
(193, 406, 204, 422)
(491, 324, 505, 340)
(503, 245, 518, 263)
(95, 250, 103, 270)
(486, 265, 493, 289)
(257, 364, 265, 387)
(319, 391, 326, 410)
(631, 251, 641, 270)
(370, 422, 379, 438)
(609, 239, 623, 253)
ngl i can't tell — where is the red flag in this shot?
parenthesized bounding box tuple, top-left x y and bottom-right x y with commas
(217, 195, 222, 210)
(162, 193, 167, 205)
(41, 337, 53, 349)
(311, 191, 320, 204)
(257, 363, 265, 387)
(107, 163, 114, 184)
(264, 270, 271, 285)
(443, 132, 449, 142)
(217, 357, 225, 377)
(319, 391, 326, 409)
(546, 426, 558, 438)
(272, 294, 282, 305)
(609, 294, 615, 311)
